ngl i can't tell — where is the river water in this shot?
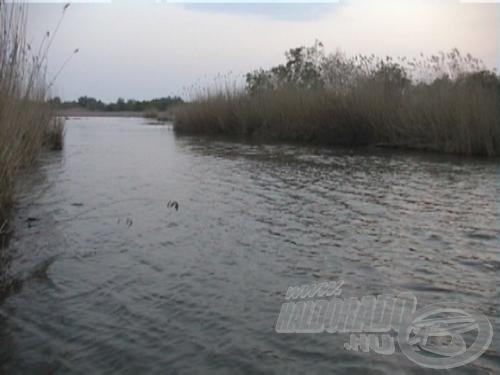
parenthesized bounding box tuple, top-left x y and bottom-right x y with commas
(0, 117, 498, 374)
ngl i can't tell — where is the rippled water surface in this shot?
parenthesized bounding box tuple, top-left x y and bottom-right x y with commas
(0, 117, 498, 374)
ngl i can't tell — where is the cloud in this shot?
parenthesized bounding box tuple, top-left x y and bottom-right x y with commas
(25, 1, 498, 101)
(183, 3, 339, 22)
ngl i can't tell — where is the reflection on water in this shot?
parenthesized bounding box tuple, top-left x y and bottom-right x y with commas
(0, 117, 498, 373)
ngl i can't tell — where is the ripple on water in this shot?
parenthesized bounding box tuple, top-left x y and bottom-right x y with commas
(0, 118, 498, 374)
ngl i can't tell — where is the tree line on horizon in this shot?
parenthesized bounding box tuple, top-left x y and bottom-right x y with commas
(51, 96, 184, 112)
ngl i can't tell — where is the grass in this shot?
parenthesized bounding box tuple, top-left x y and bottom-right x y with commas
(0, 1, 66, 232)
(174, 45, 500, 157)
(45, 117, 66, 151)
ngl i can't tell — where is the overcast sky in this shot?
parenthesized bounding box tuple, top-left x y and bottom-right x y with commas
(26, 0, 499, 102)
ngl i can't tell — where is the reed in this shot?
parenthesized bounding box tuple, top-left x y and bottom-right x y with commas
(174, 44, 500, 156)
(0, 1, 67, 229)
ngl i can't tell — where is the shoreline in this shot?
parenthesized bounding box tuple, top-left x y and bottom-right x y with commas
(57, 109, 148, 118)
(57, 108, 173, 121)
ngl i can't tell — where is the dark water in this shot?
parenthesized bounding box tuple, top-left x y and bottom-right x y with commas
(0, 117, 498, 374)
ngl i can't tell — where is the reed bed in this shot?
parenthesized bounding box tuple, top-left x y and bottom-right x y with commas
(174, 44, 500, 156)
(0, 1, 66, 230)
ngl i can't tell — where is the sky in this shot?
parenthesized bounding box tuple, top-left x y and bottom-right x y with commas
(25, 0, 499, 102)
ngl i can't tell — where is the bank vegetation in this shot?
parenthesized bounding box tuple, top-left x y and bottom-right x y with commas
(174, 42, 500, 156)
(0, 1, 67, 237)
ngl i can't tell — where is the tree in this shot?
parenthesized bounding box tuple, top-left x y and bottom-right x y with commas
(116, 98, 126, 111)
(246, 40, 325, 94)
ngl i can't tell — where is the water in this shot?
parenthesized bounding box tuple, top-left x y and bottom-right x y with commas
(0, 117, 498, 374)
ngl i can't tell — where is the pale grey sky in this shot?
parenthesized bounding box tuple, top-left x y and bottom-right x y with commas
(26, 0, 499, 102)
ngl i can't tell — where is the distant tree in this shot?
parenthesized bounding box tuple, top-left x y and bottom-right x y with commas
(53, 95, 184, 112)
(49, 96, 61, 107)
(77, 96, 89, 108)
(116, 98, 126, 111)
(246, 40, 325, 94)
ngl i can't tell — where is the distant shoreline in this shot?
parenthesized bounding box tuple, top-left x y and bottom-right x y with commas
(57, 108, 173, 121)
(57, 109, 148, 118)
